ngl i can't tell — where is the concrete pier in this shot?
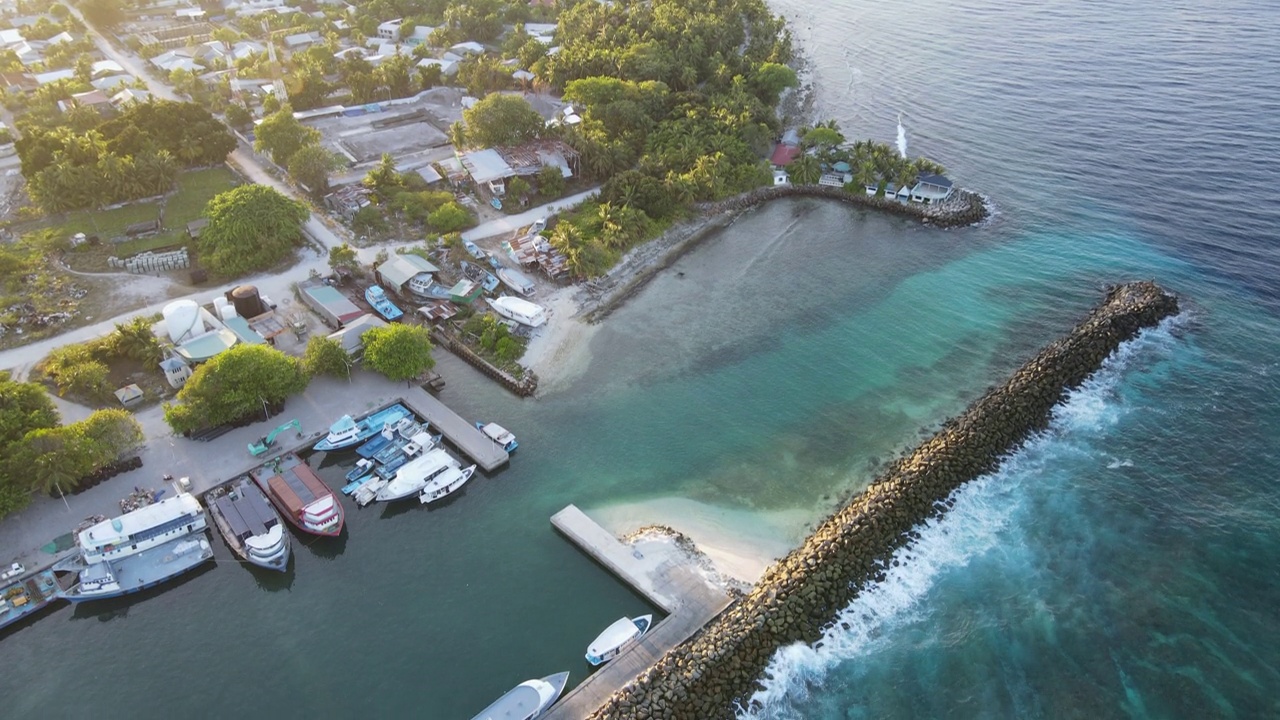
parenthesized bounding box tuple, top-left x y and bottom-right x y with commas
(400, 389, 509, 472)
(545, 505, 734, 720)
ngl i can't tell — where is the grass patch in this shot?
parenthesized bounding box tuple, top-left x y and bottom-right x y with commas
(52, 167, 239, 272)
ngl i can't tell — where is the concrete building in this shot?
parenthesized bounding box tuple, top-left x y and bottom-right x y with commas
(377, 18, 404, 41)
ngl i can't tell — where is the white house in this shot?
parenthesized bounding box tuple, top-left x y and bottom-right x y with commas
(46, 31, 72, 45)
(282, 32, 319, 50)
(377, 18, 404, 41)
(91, 74, 133, 91)
(0, 27, 23, 46)
(33, 68, 75, 85)
(112, 87, 152, 107)
(407, 25, 434, 45)
(909, 173, 954, 203)
(416, 57, 458, 77)
(91, 59, 124, 77)
(231, 40, 265, 60)
(450, 40, 484, 56)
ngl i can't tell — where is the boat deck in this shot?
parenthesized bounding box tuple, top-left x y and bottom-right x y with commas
(401, 392, 508, 472)
(544, 505, 734, 720)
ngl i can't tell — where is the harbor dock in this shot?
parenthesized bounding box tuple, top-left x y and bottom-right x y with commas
(545, 505, 734, 720)
(401, 389, 509, 472)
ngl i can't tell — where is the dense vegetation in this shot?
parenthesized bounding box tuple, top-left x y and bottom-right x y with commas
(360, 323, 435, 382)
(36, 316, 164, 403)
(528, 0, 796, 276)
(360, 155, 475, 236)
(0, 372, 144, 519)
(197, 184, 310, 278)
(302, 336, 353, 379)
(14, 101, 236, 213)
(163, 345, 310, 434)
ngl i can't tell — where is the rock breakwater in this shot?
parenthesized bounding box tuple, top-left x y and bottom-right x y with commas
(585, 281, 1179, 720)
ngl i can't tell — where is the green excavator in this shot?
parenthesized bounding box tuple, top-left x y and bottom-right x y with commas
(248, 419, 302, 456)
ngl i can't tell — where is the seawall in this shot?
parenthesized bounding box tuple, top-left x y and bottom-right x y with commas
(584, 281, 1179, 720)
(582, 185, 986, 324)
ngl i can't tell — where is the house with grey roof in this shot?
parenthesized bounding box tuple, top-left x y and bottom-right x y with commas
(376, 253, 439, 297)
(910, 173, 954, 203)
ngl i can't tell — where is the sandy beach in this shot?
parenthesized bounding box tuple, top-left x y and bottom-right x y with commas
(518, 285, 599, 392)
(589, 496, 809, 587)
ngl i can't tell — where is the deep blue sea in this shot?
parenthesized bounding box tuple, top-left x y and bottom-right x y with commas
(2, 0, 1278, 718)
(743, 0, 1280, 717)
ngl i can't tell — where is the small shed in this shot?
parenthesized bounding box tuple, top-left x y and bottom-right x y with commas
(460, 149, 515, 188)
(448, 279, 483, 304)
(186, 218, 209, 239)
(300, 282, 364, 328)
(326, 313, 387, 355)
(114, 384, 144, 407)
(377, 254, 440, 295)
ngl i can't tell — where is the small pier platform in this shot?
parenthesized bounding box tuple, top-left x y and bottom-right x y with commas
(545, 505, 734, 720)
(401, 389, 509, 472)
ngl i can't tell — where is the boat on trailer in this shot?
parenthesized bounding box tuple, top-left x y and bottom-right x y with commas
(418, 464, 476, 504)
(586, 615, 653, 666)
(470, 672, 569, 720)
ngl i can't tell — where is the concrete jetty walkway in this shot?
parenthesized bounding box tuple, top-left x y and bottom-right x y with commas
(545, 505, 734, 720)
(399, 393, 508, 472)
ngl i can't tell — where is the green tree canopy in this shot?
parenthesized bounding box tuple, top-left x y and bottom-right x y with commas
(328, 243, 358, 271)
(287, 143, 341, 195)
(254, 104, 321, 166)
(225, 102, 253, 129)
(427, 201, 472, 233)
(302, 336, 352, 379)
(0, 374, 59, 450)
(163, 345, 310, 434)
(456, 94, 544, 148)
(361, 324, 435, 382)
(197, 184, 310, 277)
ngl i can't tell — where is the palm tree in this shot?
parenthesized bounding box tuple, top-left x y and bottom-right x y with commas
(789, 154, 821, 185)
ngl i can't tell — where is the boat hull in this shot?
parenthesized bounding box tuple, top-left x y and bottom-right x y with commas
(61, 539, 214, 603)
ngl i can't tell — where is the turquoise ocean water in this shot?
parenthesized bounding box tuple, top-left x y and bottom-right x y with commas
(3, 0, 1279, 718)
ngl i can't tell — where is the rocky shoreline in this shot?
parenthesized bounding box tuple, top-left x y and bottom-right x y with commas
(579, 185, 988, 324)
(585, 281, 1179, 720)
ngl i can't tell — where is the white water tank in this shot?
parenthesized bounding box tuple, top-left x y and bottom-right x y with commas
(162, 300, 204, 344)
(219, 304, 238, 321)
(213, 296, 229, 312)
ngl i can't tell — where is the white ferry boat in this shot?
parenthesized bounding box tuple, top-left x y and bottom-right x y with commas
(418, 464, 476, 504)
(374, 448, 457, 502)
(56, 492, 214, 603)
(470, 672, 569, 720)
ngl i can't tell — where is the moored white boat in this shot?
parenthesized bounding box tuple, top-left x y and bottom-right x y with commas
(418, 464, 476, 504)
(490, 296, 548, 328)
(470, 671, 569, 720)
(374, 448, 456, 502)
(585, 615, 653, 666)
(475, 421, 518, 452)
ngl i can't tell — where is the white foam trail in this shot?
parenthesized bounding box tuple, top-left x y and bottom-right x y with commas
(739, 317, 1184, 719)
(896, 113, 907, 158)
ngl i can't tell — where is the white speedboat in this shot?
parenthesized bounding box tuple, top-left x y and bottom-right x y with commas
(490, 295, 548, 328)
(470, 672, 569, 720)
(475, 421, 518, 452)
(585, 615, 653, 666)
(418, 464, 476, 504)
(374, 448, 456, 502)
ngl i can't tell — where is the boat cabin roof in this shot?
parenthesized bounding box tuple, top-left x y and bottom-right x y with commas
(588, 616, 642, 655)
(79, 493, 201, 548)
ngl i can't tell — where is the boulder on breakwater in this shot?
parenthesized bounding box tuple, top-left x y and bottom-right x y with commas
(585, 281, 1179, 720)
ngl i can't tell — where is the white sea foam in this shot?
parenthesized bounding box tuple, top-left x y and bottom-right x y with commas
(738, 317, 1184, 719)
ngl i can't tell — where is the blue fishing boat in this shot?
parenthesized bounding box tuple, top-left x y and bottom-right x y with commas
(355, 416, 417, 458)
(460, 261, 500, 293)
(374, 433, 440, 479)
(313, 404, 411, 452)
(365, 285, 403, 321)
